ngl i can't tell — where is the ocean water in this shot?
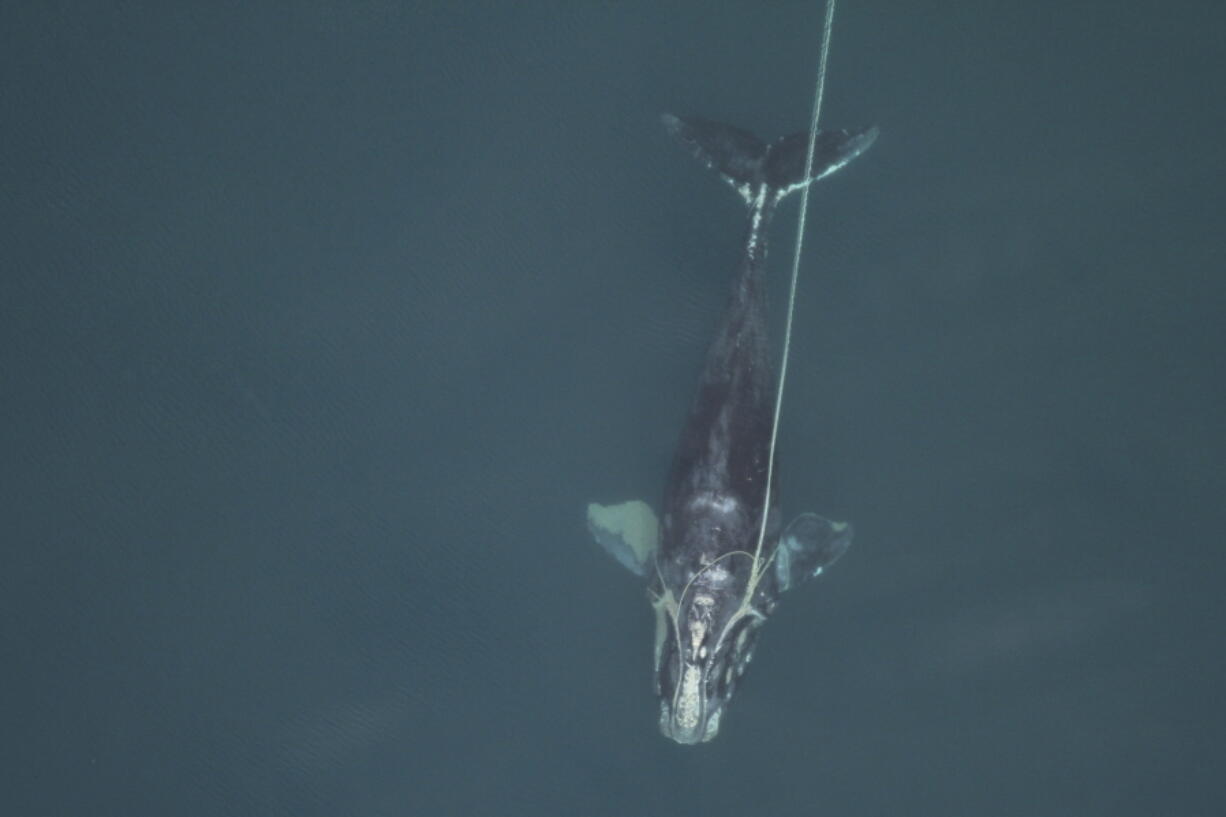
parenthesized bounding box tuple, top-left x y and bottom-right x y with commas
(3, 2, 1223, 815)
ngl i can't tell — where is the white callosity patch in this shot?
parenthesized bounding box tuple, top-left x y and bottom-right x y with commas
(688, 606, 708, 656)
(675, 663, 704, 731)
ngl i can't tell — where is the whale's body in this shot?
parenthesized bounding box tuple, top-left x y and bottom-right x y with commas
(588, 114, 876, 743)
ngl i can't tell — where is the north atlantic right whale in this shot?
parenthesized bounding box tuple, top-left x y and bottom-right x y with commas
(588, 114, 877, 743)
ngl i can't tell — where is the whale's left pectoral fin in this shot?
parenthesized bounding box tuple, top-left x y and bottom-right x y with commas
(775, 513, 853, 592)
(587, 500, 659, 577)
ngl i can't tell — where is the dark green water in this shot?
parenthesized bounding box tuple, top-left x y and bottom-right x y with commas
(3, 2, 1222, 815)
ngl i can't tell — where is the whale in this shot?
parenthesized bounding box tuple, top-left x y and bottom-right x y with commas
(588, 113, 877, 743)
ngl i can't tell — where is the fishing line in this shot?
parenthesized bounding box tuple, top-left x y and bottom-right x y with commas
(751, 0, 838, 571)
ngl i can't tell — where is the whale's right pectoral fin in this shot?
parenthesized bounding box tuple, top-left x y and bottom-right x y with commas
(587, 500, 659, 577)
(775, 512, 853, 593)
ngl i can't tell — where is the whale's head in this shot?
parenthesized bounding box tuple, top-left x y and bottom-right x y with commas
(651, 567, 764, 744)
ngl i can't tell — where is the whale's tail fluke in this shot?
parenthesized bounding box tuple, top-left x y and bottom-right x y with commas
(661, 113, 877, 203)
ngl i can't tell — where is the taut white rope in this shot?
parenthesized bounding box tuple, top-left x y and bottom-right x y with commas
(751, 0, 839, 570)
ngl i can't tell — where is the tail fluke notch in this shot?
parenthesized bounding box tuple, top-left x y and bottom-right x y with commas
(663, 113, 877, 202)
